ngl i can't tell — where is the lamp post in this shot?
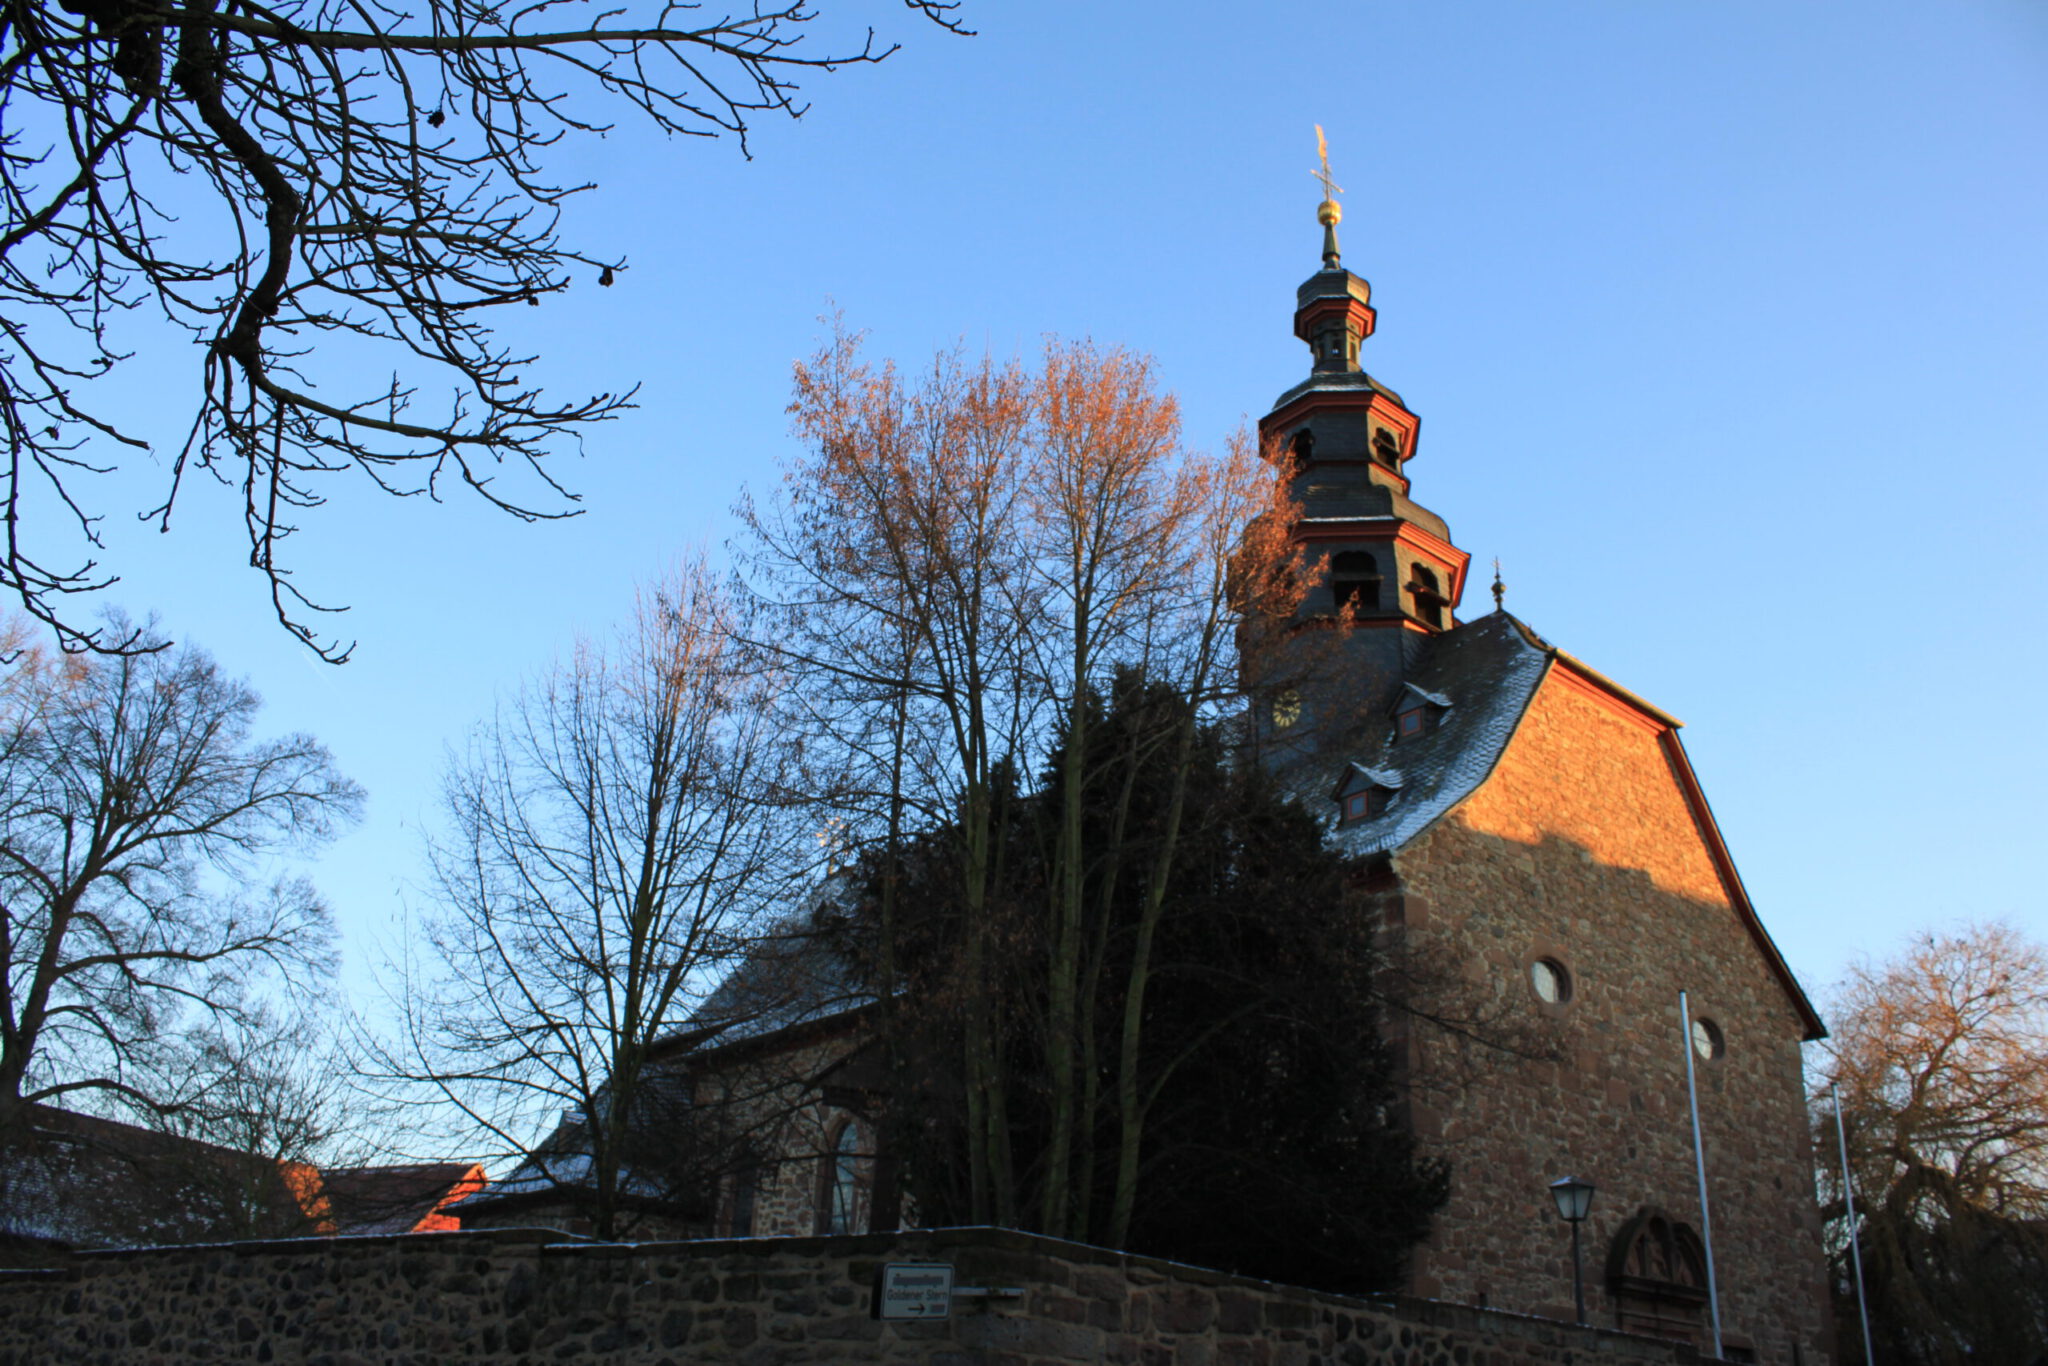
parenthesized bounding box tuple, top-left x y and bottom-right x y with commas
(1548, 1175, 1597, 1326)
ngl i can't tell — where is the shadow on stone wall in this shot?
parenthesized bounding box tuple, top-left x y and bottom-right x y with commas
(0, 1225, 1740, 1365)
(1374, 817, 1828, 1361)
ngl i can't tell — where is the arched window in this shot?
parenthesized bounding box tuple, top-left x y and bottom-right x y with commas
(1607, 1208, 1710, 1343)
(728, 1164, 759, 1237)
(1409, 564, 1445, 628)
(1331, 552, 1380, 612)
(1289, 428, 1315, 467)
(1372, 427, 1403, 470)
(819, 1121, 862, 1235)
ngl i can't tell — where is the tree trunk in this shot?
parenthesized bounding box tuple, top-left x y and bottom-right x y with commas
(1040, 606, 1092, 1235)
(1107, 712, 1200, 1246)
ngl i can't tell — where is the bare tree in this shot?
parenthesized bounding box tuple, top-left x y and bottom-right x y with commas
(745, 331, 1041, 1224)
(381, 558, 811, 1238)
(1020, 346, 1314, 1240)
(0, 618, 360, 1156)
(0, 0, 966, 659)
(1814, 920, 2048, 1364)
(740, 328, 1307, 1233)
(1025, 341, 1188, 1235)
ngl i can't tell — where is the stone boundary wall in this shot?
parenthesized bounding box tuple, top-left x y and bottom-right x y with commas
(0, 1225, 1726, 1365)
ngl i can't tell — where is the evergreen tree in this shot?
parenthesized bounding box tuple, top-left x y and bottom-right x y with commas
(827, 671, 1446, 1294)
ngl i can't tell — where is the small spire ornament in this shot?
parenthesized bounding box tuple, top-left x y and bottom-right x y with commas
(1312, 124, 1344, 270)
(1491, 558, 1506, 613)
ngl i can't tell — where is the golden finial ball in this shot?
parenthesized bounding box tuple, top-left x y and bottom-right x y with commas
(1318, 199, 1342, 226)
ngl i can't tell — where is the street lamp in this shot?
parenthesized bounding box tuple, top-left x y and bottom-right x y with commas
(1548, 1175, 1597, 1326)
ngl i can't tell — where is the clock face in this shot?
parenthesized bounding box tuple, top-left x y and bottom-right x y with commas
(1272, 690, 1302, 730)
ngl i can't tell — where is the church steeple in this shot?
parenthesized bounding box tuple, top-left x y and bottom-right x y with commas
(1253, 131, 1471, 725)
(1299, 127, 1378, 375)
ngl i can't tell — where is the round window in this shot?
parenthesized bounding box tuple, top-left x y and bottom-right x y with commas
(1691, 1016, 1725, 1061)
(1530, 958, 1572, 1005)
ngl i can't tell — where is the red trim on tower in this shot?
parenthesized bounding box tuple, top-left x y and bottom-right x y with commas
(1285, 614, 1439, 636)
(1293, 519, 1471, 610)
(1294, 295, 1378, 344)
(1258, 389, 1423, 465)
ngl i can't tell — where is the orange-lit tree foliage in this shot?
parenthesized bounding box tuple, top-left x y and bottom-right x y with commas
(741, 329, 1311, 1235)
(1815, 921, 2048, 1364)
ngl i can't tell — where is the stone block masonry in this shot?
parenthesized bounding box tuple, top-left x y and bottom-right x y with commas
(1385, 669, 1834, 1363)
(0, 1224, 1739, 1365)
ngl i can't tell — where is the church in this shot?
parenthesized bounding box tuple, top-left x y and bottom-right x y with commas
(463, 179, 1837, 1366)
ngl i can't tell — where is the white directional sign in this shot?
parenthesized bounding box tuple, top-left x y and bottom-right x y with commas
(874, 1262, 955, 1321)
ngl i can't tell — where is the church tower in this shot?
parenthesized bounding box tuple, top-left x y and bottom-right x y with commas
(1255, 155, 1469, 732)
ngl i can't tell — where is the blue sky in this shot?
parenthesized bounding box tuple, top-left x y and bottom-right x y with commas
(66, 1, 2048, 1019)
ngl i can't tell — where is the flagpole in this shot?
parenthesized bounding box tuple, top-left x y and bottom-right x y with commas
(1832, 1083, 1876, 1364)
(1680, 990, 1724, 1359)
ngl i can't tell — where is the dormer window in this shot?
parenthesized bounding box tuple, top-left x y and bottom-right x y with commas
(1392, 683, 1452, 739)
(1333, 763, 1403, 826)
(1373, 428, 1403, 470)
(1330, 551, 1381, 613)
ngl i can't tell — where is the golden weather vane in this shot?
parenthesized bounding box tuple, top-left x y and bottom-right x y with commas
(1313, 124, 1345, 204)
(1312, 125, 1344, 268)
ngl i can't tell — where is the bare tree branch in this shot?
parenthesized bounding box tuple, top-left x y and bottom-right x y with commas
(0, 0, 966, 659)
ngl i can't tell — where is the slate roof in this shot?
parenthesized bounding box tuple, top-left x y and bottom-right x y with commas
(0, 1104, 326, 1251)
(655, 614, 1552, 1053)
(683, 922, 871, 1050)
(1284, 610, 1552, 859)
(1397, 682, 1453, 710)
(457, 907, 875, 1222)
(637, 616, 1556, 1051)
(319, 1163, 482, 1236)
(449, 1070, 699, 1215)
(1335, 762, 1405, 795)
(1295, 488, 1453, 544)
(1269, 368, 1408, 413)
(452, 1151, 609, 1210)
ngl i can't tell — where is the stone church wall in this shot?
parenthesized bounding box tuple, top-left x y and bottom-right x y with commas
(456, 1031, 873, 1242)
(0, 1224, 1739, 1366)
(1386, 669, 1832, 1366)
